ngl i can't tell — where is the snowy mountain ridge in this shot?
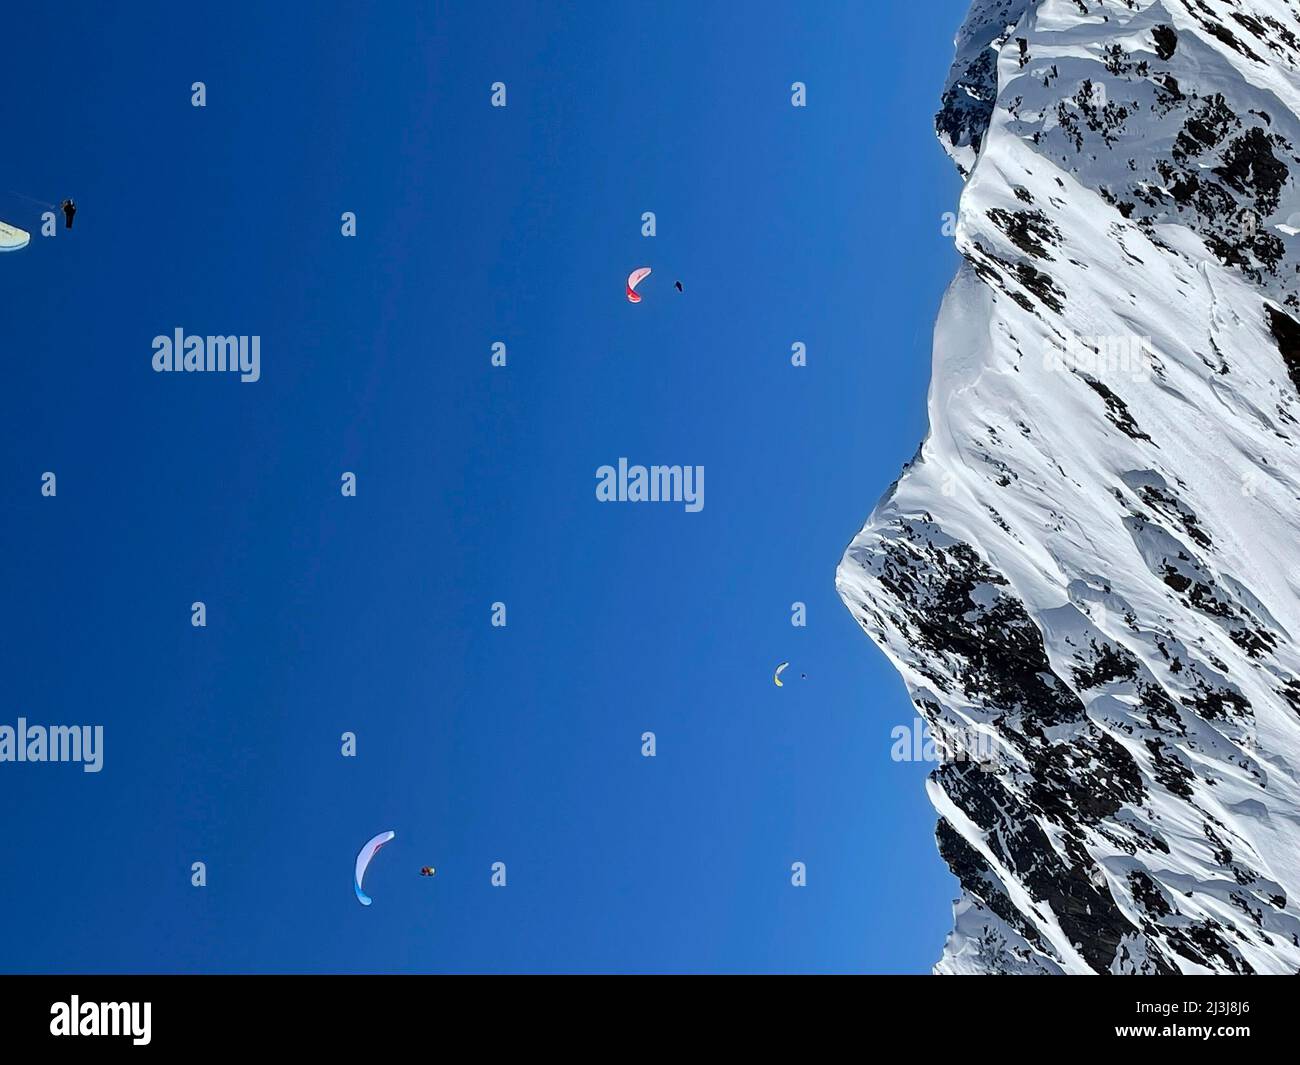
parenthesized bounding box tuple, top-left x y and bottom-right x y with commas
(838, 0, 1300, 974)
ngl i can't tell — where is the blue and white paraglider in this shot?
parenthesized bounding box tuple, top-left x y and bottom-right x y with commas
(354, 830, 395, 906)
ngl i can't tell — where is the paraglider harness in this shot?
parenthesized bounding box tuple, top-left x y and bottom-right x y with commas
(1, 188, 74, 229)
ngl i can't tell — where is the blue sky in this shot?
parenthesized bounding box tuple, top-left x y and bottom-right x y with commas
(0, 0, 970, 972)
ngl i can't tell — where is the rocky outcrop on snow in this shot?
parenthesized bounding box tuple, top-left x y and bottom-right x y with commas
(838, 0, 1300, 974)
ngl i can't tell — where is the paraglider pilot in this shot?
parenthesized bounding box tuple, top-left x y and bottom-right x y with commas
(61, 200, 76, 230)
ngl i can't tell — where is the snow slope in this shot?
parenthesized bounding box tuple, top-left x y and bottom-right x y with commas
(838, 0, 1300, 974)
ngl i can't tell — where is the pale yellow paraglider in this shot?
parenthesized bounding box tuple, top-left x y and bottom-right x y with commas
(773, 661, 790, 687)
(0, 220, 30, 252)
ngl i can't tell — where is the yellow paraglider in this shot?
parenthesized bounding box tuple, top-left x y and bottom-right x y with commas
(773, 661, 790, 687)
(0, 220, 31, 252)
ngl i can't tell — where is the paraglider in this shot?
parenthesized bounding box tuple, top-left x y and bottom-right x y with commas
(419, 866, 436, 877)
(0, 220, 30, 252)
(674, 281, 683, 292)
(354, 830, 395, 906)
(626, 266, 651, 303)
(61, 199, 76, 230)
(774, 661, 789, 687)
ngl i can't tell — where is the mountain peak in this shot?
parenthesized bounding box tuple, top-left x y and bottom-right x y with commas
(839, 0, 1300, 974)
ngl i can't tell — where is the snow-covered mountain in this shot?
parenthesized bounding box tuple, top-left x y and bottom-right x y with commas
(838, 0, 1300, 974)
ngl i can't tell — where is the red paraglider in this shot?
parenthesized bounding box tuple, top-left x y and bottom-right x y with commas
(626, 267, 652, 303)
